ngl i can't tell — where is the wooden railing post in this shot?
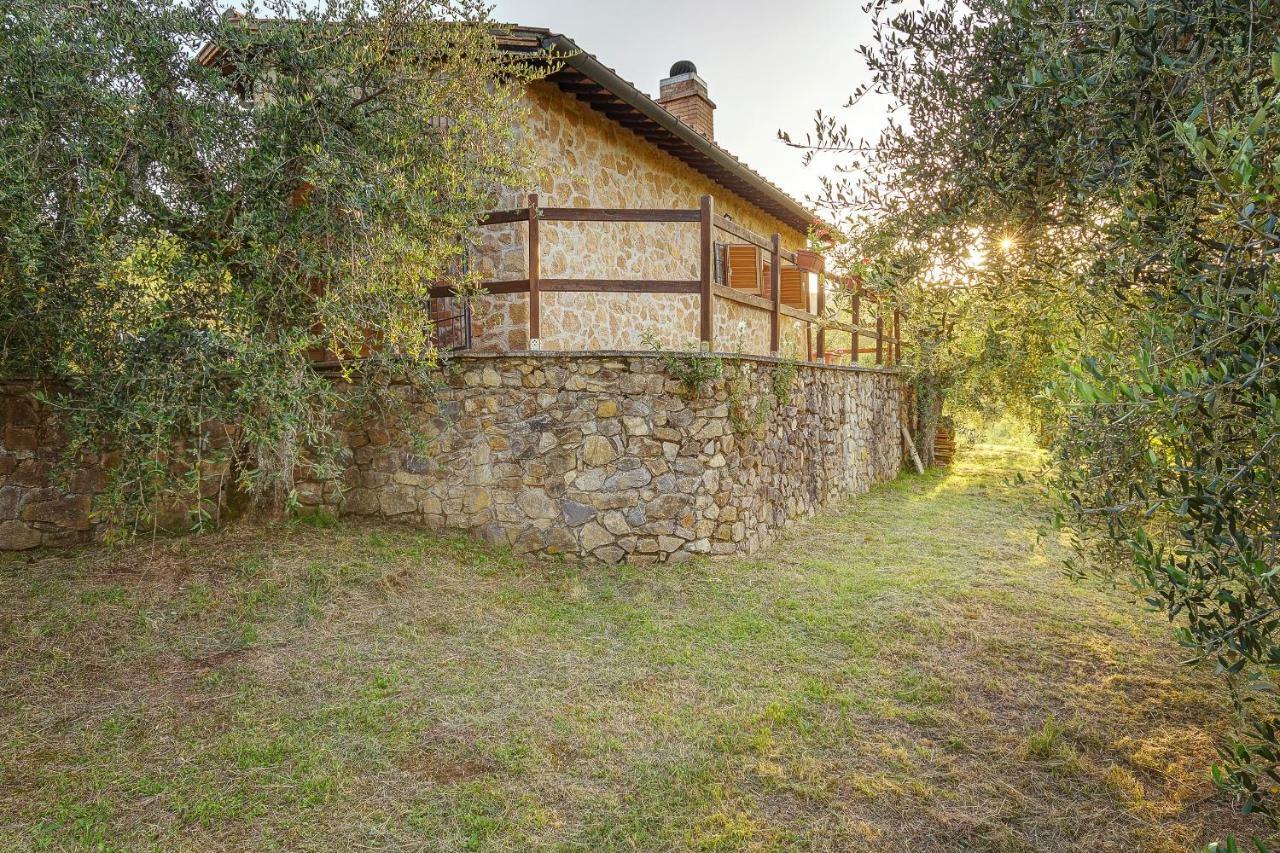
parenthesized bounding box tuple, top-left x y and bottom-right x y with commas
(769, 233, 781, 355)
(699, 195, 713, 350)
(875, 310, 884, 365)
(851, 289, 861, 366)
(527, 193, 540, 350)
(893, 307, 902, 365)
(815, 274, 826, 362)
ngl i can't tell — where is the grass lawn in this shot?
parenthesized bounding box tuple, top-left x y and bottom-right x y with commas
(0, 443, 1265, 850)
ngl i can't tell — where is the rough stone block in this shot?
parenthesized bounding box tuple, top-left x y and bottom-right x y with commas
(604, 467, 650, 491)
(0, 485, 22, 520)
(516, 489, 558, 520)
(561, 500, 596, 526)
(0, 520, 42, 550)
(379, 489, 416, 516)
(581, 435, 616, 466)
(579, 521, 612, 551)
(21, 494, 91, 530)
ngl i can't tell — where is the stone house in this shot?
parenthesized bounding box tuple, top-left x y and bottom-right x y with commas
(459, 27, 830, 358)
(1, 25, 907, 558)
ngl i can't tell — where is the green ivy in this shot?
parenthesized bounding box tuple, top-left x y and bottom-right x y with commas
(771, 358, 799, 408)
(725, 364, 768, 434)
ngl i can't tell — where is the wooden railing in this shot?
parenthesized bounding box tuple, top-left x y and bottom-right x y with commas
(442, 193, 902, 365)
(829, 275, 904, 367)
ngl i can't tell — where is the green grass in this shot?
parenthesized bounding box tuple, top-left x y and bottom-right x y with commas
(0, 444, 1265, 850)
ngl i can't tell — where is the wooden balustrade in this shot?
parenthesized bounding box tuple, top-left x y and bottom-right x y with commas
(453, 195, 902, 366)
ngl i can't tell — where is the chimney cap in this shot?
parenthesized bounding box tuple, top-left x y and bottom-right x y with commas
(669, 60, 697, 76)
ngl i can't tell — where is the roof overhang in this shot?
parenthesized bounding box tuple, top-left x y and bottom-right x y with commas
(199, 22, 820, 235)
(503, 30, 818, 235)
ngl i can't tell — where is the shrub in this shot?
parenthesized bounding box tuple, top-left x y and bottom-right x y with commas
(0, 0, 541, 533)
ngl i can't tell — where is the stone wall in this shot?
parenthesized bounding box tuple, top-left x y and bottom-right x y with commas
(0, 383, 101, 549)
(1, 356, 904, 558)
(714, 303, 811, 361)
(467, 81, 811, 355)
(300, 352, 903, 562)
(0, 382, 241, 551)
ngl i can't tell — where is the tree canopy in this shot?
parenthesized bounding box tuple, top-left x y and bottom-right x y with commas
(796, 0, 1280, 825)
(0, 0, 540, 530)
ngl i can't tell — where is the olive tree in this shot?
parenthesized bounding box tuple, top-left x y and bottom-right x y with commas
(0, 0, 540, 531)
(793, 0, 1280, 824)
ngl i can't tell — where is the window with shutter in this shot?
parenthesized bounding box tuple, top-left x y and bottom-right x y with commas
(725, 244, 764, 296)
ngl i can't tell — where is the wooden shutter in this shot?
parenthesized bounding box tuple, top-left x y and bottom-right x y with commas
(780, 268, 807, 309)
(726, 244, 763, 295)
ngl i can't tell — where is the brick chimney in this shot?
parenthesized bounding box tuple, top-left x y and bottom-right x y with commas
(657, 60, 715, 140)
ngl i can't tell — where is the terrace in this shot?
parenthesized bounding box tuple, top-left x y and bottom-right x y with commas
(429, 194, 903, 365)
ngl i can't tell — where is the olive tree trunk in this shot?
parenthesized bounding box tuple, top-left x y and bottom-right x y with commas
(913, 373, 945, 468)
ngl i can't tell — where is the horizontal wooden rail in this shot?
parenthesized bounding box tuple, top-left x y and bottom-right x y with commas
(433, 277, 703, 298)
(713, 215, 799, 265)
(715, 285, 879, 329)
(712, 284, 891, 362)
(477, 209, 527, 226)
(428, 278, 531, 298)
(712, 283, 772, 311)
(540, 207, 700, 223)
(477, 207, 702, 225)
(542, 279, 700, 294)
(780, 303, 817, 324)
(715, 286, 875, 334)
(821, 319, 875, 336)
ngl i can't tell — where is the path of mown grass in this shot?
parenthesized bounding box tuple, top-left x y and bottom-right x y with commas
(0, 444, 1266, 850)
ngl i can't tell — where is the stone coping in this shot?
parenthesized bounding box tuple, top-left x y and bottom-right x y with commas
(440, 350, 905, 376)
(5, 352, 902, 388)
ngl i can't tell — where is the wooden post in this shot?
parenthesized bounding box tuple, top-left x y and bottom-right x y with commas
(769, 233, 781, 355)
(527, 193, 540, 349)
(901, 424, 926, 474)
(815, 274, 825, 362)
(875, 311, 884, 365)
(893, 307, 902, 365)
(805, 273, 813, 361)
(851, 289, 861, 366)
(699, 195, 713, 350)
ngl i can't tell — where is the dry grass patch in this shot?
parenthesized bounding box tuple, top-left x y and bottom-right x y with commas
(0, 444, 1267, 850)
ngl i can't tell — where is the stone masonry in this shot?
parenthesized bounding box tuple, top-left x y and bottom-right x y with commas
(301, 352, 903, 563)
(1, 355, 904, 558)
(0, 384, 101, 550)
(467, 81, 810, 355)
(0, 382, 238, 550)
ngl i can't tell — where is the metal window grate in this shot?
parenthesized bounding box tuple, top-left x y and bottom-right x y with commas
(428, 296, 471, 352)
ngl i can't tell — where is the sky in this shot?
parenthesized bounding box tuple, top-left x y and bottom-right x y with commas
(487, 0, 887, 208)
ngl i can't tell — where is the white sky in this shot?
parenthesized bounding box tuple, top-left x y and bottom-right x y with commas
(488, 0, 886, 208)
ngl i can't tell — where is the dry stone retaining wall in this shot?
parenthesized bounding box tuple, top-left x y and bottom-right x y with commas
(0, 383, 101, 550)
(0, 355, 904, 559)
(0, 382, 238, 550)
(303, 352, 903, 562)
